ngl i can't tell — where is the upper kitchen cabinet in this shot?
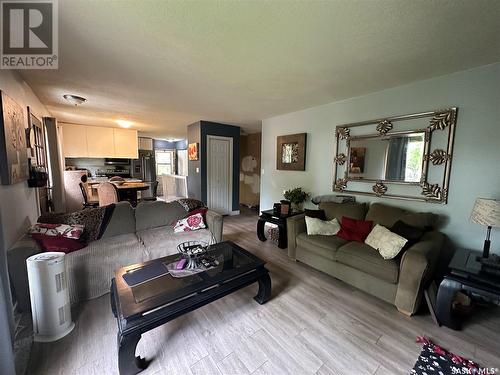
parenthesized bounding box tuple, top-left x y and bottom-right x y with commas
(62, 124, 88, 157)
(114, 128, 138, 159)
(61, 124, 138, 158)
(86, 126, 114, 157)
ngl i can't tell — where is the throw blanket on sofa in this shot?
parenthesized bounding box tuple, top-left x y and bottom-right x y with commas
(38, 205, 116, 243)
(177, 198, 206, 212)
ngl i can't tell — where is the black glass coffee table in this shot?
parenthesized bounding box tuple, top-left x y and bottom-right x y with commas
(110, 241, 271, 375)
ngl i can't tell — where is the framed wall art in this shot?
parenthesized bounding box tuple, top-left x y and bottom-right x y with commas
(277, 133, 307, 171)
(188, 142, 199, 161)
(0, 91, 29, 185)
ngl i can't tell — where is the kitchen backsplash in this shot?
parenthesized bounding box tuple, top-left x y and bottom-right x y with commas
(65, 158, 131, 177)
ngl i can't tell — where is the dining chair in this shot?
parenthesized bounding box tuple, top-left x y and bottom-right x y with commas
(79, 182, 99, 209)
(140, 180, 159, 202)
(97, 182, 119, 207)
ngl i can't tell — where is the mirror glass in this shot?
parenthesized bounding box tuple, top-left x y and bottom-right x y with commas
(348, 132, 425, 183)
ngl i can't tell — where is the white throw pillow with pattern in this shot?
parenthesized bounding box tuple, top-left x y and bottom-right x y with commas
(305, 216, 341, 236)
(365, 224, 408, 259)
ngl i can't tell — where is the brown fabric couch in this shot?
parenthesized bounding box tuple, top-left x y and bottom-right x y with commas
(287, 202, 443, 315)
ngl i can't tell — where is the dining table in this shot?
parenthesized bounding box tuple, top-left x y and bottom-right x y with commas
(88, 179, 150, 206)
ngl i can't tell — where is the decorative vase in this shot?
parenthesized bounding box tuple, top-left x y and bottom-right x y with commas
(292, 202, 303, 211)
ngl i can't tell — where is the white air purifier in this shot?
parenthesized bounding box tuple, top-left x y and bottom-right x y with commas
(27, 252, 75, 342)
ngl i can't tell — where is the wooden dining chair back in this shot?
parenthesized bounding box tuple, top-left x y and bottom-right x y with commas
(79, 182, 99, 209)
(97, 182, 119, 207)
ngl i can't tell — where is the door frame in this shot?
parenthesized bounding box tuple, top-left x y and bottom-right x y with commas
(206, 135, 233, 215)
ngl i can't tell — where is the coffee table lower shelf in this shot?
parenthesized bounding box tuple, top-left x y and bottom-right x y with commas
(110, 266, 271, 375)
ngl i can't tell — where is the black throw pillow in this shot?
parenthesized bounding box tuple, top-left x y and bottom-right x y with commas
(304, 209, 327, 221)
(391, 220, 425, 249)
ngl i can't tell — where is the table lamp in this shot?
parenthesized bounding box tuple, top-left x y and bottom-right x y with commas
(470, 198, 500, 258)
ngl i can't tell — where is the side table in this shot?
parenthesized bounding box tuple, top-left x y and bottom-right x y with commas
(435, 248, 500, 330)
(257, 209, 304, 249)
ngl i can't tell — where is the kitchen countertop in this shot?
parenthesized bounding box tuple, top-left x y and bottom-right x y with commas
(88, 178, 143, 184)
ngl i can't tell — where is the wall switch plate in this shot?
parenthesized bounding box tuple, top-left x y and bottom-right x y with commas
(261, 168, 264, 175)
(196, 167, 199, 173)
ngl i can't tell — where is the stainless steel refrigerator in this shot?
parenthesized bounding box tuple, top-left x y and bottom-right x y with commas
(132, 150, 157, 198)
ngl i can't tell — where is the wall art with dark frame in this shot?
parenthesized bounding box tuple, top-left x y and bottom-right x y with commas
(277, 133, 307, 171)
(0, 90, 29, 185)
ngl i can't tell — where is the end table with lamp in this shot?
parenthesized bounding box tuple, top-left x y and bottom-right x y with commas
(436, 198, 500, 329)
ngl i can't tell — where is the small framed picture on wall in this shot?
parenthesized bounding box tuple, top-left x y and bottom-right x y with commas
(188, 142, 199, 161)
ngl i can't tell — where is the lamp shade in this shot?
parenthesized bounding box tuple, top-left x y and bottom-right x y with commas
(470, 198, 500, 227)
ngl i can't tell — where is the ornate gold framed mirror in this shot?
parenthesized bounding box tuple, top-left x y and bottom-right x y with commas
(333, 108, 457, 203)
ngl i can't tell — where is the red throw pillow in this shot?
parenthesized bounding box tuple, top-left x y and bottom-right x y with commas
(337, 216, 373, 242)
(31, 234, 85, 254)
(188, 207, 208, 219)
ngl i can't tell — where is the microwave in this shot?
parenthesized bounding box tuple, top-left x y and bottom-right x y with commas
(104, 158, 130, 165)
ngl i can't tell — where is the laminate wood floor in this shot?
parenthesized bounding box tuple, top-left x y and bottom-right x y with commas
(28, 210, 500, 375)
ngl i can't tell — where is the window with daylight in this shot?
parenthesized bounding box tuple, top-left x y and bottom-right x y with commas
(155, 150, 176, 175)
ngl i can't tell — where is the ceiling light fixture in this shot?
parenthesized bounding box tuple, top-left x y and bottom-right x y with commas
(63, 94, 87, 106)
(115, 119, 133, 128)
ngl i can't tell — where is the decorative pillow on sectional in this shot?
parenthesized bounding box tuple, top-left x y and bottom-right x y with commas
(29, 223, 84, 239)
(390, 220, 425, 249)
(336, 216, 373, 242)
(177, 198, 206, 212)
(365, 224, 408, 259)
(31, 234, 85, 253)
(173, 213, 206, 233)
(305, 216, 340, 236)
(187, 207, 208, 219)
(304, 209, 327, 221)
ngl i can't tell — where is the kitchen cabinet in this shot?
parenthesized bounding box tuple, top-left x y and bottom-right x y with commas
(138, 137, 153, 151)
(86, 126, 114, 157)
(62, 124, 138, 158)
(62, 124, 88, 157)
(114, 128, 138, 159)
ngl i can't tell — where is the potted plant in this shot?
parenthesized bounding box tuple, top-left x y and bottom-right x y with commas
(283, 187, 310, 211)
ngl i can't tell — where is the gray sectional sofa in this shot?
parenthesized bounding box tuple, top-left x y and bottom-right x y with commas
(8, 201, 223, 311)
(287, 202, 444, 315)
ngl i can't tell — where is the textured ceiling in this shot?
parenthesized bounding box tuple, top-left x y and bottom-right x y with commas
(21, 0, 500, 139)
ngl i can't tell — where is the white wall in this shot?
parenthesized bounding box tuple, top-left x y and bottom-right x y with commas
(0, 71, 50, 250)
(261, 63, 500, 252)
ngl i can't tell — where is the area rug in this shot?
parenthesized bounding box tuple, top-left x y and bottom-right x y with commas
(411, 336, 480, 375)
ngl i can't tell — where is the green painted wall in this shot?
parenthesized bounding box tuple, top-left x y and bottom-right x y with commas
(261, 63, 500, 253)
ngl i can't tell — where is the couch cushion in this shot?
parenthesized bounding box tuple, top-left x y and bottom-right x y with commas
(101, 202, 136, 238)
(137, 226, 214, 261)
(365, 203, 408, 227)
(400, 212, 438, 229)
(135, 201, 187, 231)
(337, 241, 400, 284)
(365, 203, 438, 230)
(65, 233, 145, 304)
(318, 202, 367, 222)
(296, 233, 348, 260)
